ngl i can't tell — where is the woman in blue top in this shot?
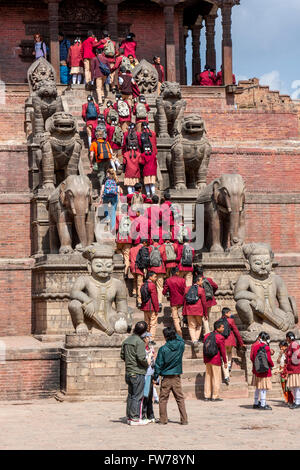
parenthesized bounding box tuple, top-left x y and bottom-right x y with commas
(33, 33, 47, 60)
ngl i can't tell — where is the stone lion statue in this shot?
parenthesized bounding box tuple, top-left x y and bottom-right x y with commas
(39, 111, 82, 190)
(155, 81, 186, 138)
(168, 115, 212, 190)
(32, 80, 64, 136)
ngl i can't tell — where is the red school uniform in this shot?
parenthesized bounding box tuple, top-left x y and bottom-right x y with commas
(162, 275, 186, 307)
(250, 341, 274, 378)
(222, 316, 244, 348)
(140, 153, 157, 177)
(133, 101, 150, 124)
(148, 242, 166, 274)
(203, 332, 227, 366)
(113, 100, 132, 123)
(130, 214, 149, 244)
(123, 149, 143, 179)
(161, 241, 178, 269)
(176, 243, 194, 272)
(116, 213, 133, 244)
(140, 280, 159, 313)
(286, 341, 300, 375)
(129, 243, 144, 275)
(205, 277, 218, 308)
(199, 70, 216, 86)
(183, 285, 207, 317)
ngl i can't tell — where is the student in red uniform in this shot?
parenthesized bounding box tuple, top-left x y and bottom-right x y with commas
(140, 149, 157, 199)
(176, 236, 194, 287)
(133, 95, 150, 133)
(127, 182, 152, 218)
(203, 320, 227, 401)
(160, 191, 175, 236)
(183, 276, 207, 349)
(140, 271, 160, 345)
(116, 203, 133, 278)
(285, 331, 300, 409)
(193, 266, 218, 334)
(123, 122, 141, 153)
(146, 195, 162, 241)
(148, 235, 166, 308)
(163, 266, 186, 337)
(130, 207, 149, 247)
(120, 32, 137, 58)
(216, 65, 236, 86)
(275, 340, 292, 405)
(199, 65, 216, 86)
(129, 239, 146, 304)
(91, 48, 112, 104)
(82, 95, 100, 148)
(162, 232, 178, 277)
(123, 146, 143, 195)
(81, 31, 97, 83)
(114, 93, 132, 133)
(250, 332, 274, 410)
(219, 307, 245, 385)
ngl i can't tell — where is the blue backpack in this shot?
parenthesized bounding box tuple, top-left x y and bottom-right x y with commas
(103, 178, 118, 196)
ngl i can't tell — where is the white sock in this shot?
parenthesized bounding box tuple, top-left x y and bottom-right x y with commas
(72, 74, 77, 85)
(150, 183, 156, 195)
(153, 386, 158, 401)
(88, 135, 92, 148)
(254, 389, 260, 405)
(111, 161, 116, 171)
(294, 387, 300, 405)
(77, 74, 82, 84)
(127, 186, 134, 194)
(260, 389, 267, 407)
(114, 160, 121, 168)
(145, 184, 150, 197)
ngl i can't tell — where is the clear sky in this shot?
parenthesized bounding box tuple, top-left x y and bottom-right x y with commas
(186, 0, 300, 98)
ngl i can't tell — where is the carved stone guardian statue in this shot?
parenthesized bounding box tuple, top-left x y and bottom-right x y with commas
(155, 82, 186, 138)
(132, 59, 159, 94)
(68, 244, 132, 335)
(234, 243, 298, 341)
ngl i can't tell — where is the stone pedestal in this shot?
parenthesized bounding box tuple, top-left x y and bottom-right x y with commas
(32, 253, 125, 337)
(57, 333, 128, 401)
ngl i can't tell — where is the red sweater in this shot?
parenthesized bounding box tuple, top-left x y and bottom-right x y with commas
(130, 215, 149, 244)
(67, 44, 83, 67)
(138, 130, 157, 155)
(141, 280, 159, 313)
(129, 243, 144, 275)
(199, 70, 216, 86)
(120, 40, 137, 58)
(250, 341, 274, 378)
(204, 332, 227, 366)
(163, 275, 186, 307)
(161, 241, 178, 268)
(176, 243, 194, 272)
(123, 150, 142, 178)
(82, 102, 100, 128)
(81, 37, 97, 59)
(216, 71, 236, 86)
(148, 243, 166, 274)
(140, 153, 157, 177)
(205, 277, 218, 308)
(106, 124, 122, 150)
(91, 53, 111, 79)
(183, 285, 207, 317)
(222, 316, 244, 348)
(286, 341, 300, 375)
(161, 201, 175, 229)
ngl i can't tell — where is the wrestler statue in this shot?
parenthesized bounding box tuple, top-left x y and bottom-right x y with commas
(68, 244, 132, 335)
(234, 243, 298, 341)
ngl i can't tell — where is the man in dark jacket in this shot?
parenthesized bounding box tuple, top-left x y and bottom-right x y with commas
(154, 327, 188, 425)
(121, 321, 150, 426)
(59, 33, 71, 62)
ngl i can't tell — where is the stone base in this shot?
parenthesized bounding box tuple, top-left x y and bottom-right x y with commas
(65, 333, 128, 348)
(60, 346, 127, 400)
(241, 327, 300, 344)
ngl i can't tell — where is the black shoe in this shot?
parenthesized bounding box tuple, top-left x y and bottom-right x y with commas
(137, 302, 142, 309)
(224, 378, 230, 386)
(253, 403, 261, 409)
(289, 403, 300, 409)
(260, 404, 272, 410)
(149, 341, 156, 346)
(211, 398, 223, 402)
(204, 398, 210, 402)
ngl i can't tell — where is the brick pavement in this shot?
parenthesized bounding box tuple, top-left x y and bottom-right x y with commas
(0, 397, 299, 450)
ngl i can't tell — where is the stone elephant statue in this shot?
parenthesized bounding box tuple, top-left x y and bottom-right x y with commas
(197, 173, 246, 252)
(47, 175, 95, 254)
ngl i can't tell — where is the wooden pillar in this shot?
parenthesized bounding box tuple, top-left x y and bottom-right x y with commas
(102, 0, 120, 42)
(218, 0, 239, 85)
(178, 8, 185, 85)
(163, 3, 176, 82)
(205, 14, 217, 71)
(47, 0, 61, 82)
(191, 22, 202, 79)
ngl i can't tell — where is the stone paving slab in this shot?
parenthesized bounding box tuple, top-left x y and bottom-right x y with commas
(0, 398, 299, 450)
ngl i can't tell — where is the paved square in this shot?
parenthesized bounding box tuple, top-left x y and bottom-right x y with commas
(0, 398, 299, 450)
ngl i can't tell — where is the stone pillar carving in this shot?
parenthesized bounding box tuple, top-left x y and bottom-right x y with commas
(204, 14, 217, 71)
(45, 0, 61, 82)
(101, 0, 121, 42)
(217, 0, 240, 85)
(191, 19, 202, 79)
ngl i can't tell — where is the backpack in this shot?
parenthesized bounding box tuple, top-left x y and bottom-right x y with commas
(86, 101, 98, 121)
(103, 39, 115, 58)
(103, 178, 118, 196)
(221, 316, 231, 339)
(203, 332, 219, 358)
(140, 130, 153, 153)
(136, 246, 150, 270)
(119, 215, 131, 237)
(202, 278, 214, 301)
(141, 280, 151, 305)
(177, 225, 189, 244)
(254, 345, 269, 374)
(112, 126, 123, 147)
(136, 102, 147, 120)
(121, 55, 132, 72)
(131, 191, 144, 208)
(106, 108, 119, 125)
(98, 58, 111, 76)
(117, 100, 130, 118)
(127, 128, 139, 149)
(150, 245, 162, 267)
(96, 140, 112, 161)
(181, 244, 193, 267)
(165, 243, 177, 262)
(185, 285, 199, 305)
(291, 341, 300, 366)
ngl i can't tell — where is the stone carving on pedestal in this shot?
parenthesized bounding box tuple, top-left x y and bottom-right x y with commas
(132, 59, 158, 94)
(197, 174, 245, 253)
(68, 244, 132, 338)
(234, 243, 298, 342)
(47, 175, 95, 254)
(156, 81, 186, 138)
(168, 114, 212, 190)
(39, 111, 82, 190)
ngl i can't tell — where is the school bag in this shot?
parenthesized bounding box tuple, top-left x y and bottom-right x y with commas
(202, 278, 214, 301)
(127, 128, 139, 149)
(141, 280, 151, 305)
(97, 57, 111, 76)
(118, 215, 131, 237)
(181, 244, 193, 267)
(121, 55, 132, 72)
(291, 341, 300, 366)
(86, 101, 98, 121)
(136, 102, 147, 120)
(112, 126, 123, 147)
(140, 130, 153, 153)
(131, 192, 144, 207)
(106, 108, 119, 125)
(117, 100, 130, 118)
(103, 178, 118, 196)
(136, 246, 150, 270)
(221, 316, 231, 339)
(254, 345, 269, 374)
(165, 243, 177, 262)
(150, 246, 162, 267)
(185, 285, 199, 305)
(203, 332, 219, 358)
(103, 39, 115, 58)
(177, 225, 189, 244)
(96, 140, 112, 161)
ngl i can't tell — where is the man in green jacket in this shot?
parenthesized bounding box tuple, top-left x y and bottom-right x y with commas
(121, 321, 150, 426)
(154, 327, 188, 425)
